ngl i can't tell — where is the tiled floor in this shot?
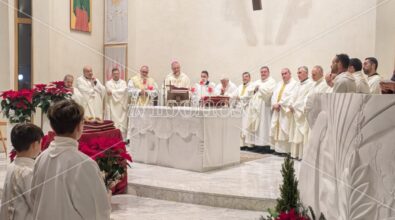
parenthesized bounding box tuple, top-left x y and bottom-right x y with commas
(110, 195, 267, 220)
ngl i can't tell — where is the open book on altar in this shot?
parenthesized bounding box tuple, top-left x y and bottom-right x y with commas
(200, 96, 230, 107)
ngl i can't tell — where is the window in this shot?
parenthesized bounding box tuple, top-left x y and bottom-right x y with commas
(15, 0, 32, 90)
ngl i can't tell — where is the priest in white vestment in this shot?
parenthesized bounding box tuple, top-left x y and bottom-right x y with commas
(331, 54, 357, 93)
(214, 76, 238, 96)
(270, 68, 298, 154)
(234, 72, 254, 147)
(288, 66, 314, 159)
(191, 70, 216, 105)
(128, 65, 158, 106)
(246, 67, 276, 148)
(64, 74, 83, 105)
(164, 61, 191, 89)
(75, 66, 106, 119)
(348, 58, 370, 94)
(363, 57, 382, 94)
(105, 68, 128, 136)
(304, 66, 329, 145)
(31, 100, 110, 220)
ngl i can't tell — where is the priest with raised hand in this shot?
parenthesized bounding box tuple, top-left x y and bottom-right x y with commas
(75, 65, 106, 119)
(214, 76, 238, 96)
(105, 67, 128, 136)
(270, 68, 298, 155)
(128, 65, 158, 106)
(288, 66, 314, 160)
(245, 67, 276, 150)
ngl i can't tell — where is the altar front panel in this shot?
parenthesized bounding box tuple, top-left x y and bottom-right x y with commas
(127, 107, 241, 172)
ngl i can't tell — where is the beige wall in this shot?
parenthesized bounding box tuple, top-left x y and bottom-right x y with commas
(375, 0, 395, 79)
(0, 0, 12, 92)
(127, 0, 392, 84)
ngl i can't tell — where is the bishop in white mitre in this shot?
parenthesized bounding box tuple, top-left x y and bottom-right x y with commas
(128, 65, 158, 106)
(191, 70, 216, 105)
(288, 66, 314, 160)
(75, 66, 106, 119)
(234, 72, 254, 147)
(105, 67, 128, 136)
(270, 68, 298, 154)
(214, 76, 238, 96)
(246, 67, 277, 148)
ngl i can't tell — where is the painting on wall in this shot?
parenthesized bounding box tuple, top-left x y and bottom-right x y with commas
(104, 44, 127, 82)
(70, 0, 92, 33)
(105, 0, 128, 43)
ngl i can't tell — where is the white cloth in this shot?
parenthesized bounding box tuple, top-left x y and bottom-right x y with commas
(71, 87, 83, 105)
(333, 72, 357, 93)
(289, 78, 314, 159)
(246, 77, 277, 146)
(164, 72, 191, 88)
(214, 81, 238, 96)
(353, 71, 370, 94)
(191, 81, 216, 105)
(128, 75, 158, 106)
(105, 79, 128, 135)
(0, 157, 34, 220)
(127, 106, 241, 172)
(31, 136, 111, 220)
(367, 74, 382, 94)
(75, 76, 106, 119)
(270, 79, 298, 153)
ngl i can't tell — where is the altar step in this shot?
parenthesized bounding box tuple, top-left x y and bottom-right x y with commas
(126, 154, 298, 212)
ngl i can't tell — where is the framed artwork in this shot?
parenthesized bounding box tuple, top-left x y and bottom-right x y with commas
(70, 0, 92, 33)
(104, 44, 128, 82)
(105, 0, 128, 43)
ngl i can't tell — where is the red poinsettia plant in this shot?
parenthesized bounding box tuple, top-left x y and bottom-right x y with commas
(79, 137, 132, 189)
(33, 81, 72, 113)
(0, 89, 35, 123)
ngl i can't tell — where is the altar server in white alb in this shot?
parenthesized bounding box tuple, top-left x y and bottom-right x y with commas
(191, 70, 216, 104)
(214, 76, 238, 96)
(246, 67, 276, 148)
(234, 72, 254, 147)
(75, 65, 106, 119)
(31, 100, 111, 220)
(128, 65, 159, 106)
(270, 68, 298, 155)
(0, 124, 43, 220)
(105, 67, 128, 135)
(363, 57, 382, 94)
(288, 66, 314, 160)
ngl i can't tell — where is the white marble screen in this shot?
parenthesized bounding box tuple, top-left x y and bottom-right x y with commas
(105, 0, 128, 43)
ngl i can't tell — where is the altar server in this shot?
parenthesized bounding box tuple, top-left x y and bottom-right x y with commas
(0, 124, 43, 220)
(191, 70, 216, 104)
(31, 100, 111, 220)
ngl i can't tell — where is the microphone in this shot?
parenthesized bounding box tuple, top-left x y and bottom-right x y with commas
(124, 139, 130, 145)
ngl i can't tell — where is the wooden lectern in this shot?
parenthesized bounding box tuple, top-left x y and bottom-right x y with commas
(166, 85, 190, 106)
(380, 80, 395, 94)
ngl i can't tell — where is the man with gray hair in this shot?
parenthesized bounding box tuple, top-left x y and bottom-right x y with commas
(214, 75, 237, 96)
(288, 66, 314, 160)
(63, 74, 83, 105)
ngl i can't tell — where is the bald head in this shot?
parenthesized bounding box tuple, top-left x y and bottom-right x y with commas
(64, 74, 74, 88)
(83, 65, 93, 79)
(171, 61, 181, 76)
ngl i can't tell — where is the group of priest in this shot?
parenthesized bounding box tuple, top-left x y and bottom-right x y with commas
(64, 55, 383, 160)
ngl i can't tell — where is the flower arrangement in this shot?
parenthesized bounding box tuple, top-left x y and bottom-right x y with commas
(79, 137, 132, 189)
(0, 89, 35, 123)
(33, 81, 72, 114)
